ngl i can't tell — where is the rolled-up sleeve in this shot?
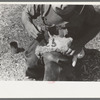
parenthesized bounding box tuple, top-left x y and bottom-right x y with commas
(25, 4, 41, 19)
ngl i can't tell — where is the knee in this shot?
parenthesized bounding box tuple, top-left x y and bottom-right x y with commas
(43, 52, 58, 64)
(43, 53, 53, 60)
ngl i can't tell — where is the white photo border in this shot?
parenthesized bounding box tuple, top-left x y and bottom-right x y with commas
(0, 2, 100, 98)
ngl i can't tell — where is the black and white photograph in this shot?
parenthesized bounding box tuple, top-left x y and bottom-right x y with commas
(1, 3, 100, 81)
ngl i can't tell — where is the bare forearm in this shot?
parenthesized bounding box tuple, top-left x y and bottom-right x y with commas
(22, 10, 41, 39)
(22, 11, 33, 28)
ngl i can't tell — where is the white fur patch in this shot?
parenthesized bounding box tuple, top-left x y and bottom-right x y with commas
(35, 35, 73, 57)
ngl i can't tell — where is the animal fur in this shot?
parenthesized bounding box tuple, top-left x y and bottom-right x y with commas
(35, 35, 85, 67)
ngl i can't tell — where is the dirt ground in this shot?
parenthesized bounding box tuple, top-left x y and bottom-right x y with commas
(0, 5, 32, 81)
(0, 4, 100, 81)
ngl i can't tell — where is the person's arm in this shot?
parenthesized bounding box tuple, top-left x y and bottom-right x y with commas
(22, 5, 41, 39)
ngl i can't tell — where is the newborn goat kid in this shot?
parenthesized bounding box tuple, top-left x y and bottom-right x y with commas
(35, 34, 85, 67)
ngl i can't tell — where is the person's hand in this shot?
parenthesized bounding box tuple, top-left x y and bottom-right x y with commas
(26, 23, 41, 39)
(65, 40, 84, 56)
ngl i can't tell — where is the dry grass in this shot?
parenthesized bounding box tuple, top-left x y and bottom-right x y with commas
(0, 5, 32, 81)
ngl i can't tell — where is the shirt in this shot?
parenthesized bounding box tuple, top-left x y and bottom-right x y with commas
(24, 4, 100, 40)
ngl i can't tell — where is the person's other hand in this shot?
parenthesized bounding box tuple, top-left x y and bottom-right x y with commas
(65, 41, 84, 56)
